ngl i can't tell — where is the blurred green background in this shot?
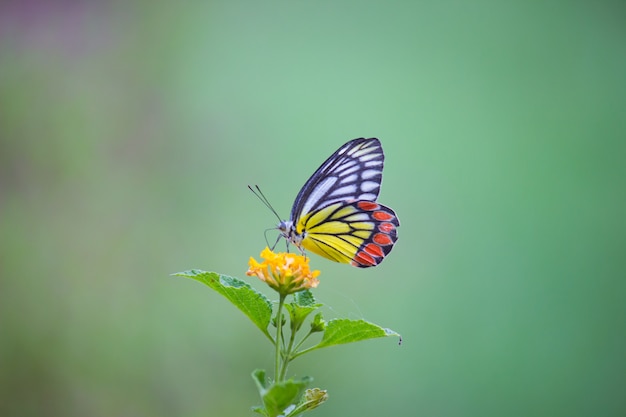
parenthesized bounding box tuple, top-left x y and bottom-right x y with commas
(1, 1, 625, 416)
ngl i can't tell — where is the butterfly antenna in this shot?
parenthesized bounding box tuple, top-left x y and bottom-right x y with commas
(248, 185, 283, 222)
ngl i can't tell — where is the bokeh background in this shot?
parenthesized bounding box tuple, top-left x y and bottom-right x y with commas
(1, 1, 625, 416)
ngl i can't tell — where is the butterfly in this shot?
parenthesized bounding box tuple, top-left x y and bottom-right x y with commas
(254, 138, 399, 268)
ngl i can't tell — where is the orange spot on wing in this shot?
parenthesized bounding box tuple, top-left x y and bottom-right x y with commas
(364, 243, 384, 257)
(373, 233, 392, 245)
(379, 222, 395, 233)
(357, 201, 379, 211)
(373, 211, 394, 221)
(353, 251, 376, 266)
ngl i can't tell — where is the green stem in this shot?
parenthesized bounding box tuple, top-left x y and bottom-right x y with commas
(283, 330, 316, 364)
(289, 344, 318, 361)
(292, 329, 314, 354)
(274, 293, 287, 382)
(279, 319, 298, 381)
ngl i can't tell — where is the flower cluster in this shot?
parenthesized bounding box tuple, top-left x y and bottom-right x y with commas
(247, 247, 320, 295)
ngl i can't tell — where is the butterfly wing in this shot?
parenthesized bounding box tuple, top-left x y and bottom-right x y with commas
(289, 137, 399, 267)
(290, 138, 384, 220)
(297, 200, 399, 268)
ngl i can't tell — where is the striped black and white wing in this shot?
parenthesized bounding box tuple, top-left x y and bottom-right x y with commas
(290, 138, 385, 222)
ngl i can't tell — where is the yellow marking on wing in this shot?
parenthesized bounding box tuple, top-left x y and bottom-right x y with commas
(307, 243, 351, 263)
(308, 221, 351, 234)
(350, 222, 375, 231)
(353, 230, 373, 239)
(301, 236, 341, 261)
(297, 203, 352, 234)
(302, 234, 361, 264)
(294, 201, 379, 264)
(329, 205, 359, 219)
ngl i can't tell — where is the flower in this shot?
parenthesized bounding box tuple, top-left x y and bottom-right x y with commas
(247, 247, 320, 295)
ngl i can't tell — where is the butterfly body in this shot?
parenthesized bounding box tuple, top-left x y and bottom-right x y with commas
(278, 138, 399, 268)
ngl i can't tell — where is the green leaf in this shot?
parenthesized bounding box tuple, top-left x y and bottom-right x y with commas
(309, 312, 326, 333)
(174, 270, 273, 341)
(293, 290, 316, 307)
(251, 405, 269, 416)
(304, 319, 400, 353)
(252, 369, 268, 391)
(252, 370, 312, 417)
(284, 292, 322, 333)
(264, 378, 313, 417)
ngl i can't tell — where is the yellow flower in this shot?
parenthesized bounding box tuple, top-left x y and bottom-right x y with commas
(247, 247, 320, 295)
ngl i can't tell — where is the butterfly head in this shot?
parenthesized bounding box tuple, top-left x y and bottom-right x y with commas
(277, 220, 305, 251)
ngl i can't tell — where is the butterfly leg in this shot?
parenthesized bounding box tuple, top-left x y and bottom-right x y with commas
(270, 234, 283, 252)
